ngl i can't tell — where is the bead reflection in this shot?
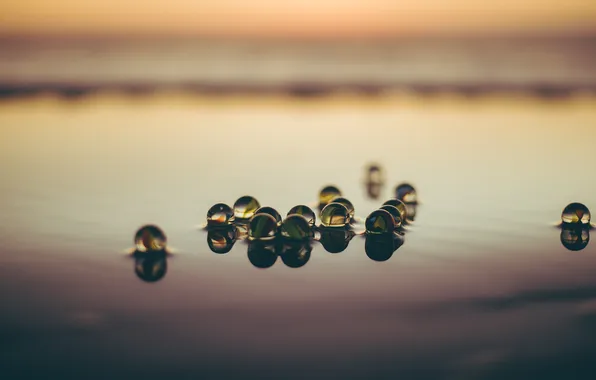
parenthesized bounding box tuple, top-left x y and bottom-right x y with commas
(280, 241, 312, 268)
(247, 241, 279, 268)
(320, 202, 350, 227)
(255, 206, 282, 224)
(287, 205, 316, 227)
(395, 183, 418, 204)
(134, 225, 167, 253)
(319, 185, 342, 209)
(134, 251, 167, 282)
(365, 209, 396, 235)
(561, 226, 590, 251)
(380, 205, 403, 229)
(206, 203, 235, 226)
(319, 227, 355, 253)
(330, 197, 355, 220)
(248, 214, 278, 241)
(280, 215, 312, 240)
(207, 226, 237, 254)
(365, 233, 404, 262)
(233, 196, 261, 220)
(561, 202, 591, 225)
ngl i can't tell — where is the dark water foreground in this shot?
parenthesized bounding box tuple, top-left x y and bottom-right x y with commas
(1, 96, 596, 379)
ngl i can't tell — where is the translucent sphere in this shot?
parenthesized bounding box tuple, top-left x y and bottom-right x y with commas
(280, 215, 312, 240)
(380, 205, 403, 228)
(255, 206, 282, 224)
(134, 252, 167, 282)
(206, 203, 235, 226)
(395, 183, 418, 204)
(233, 196, 261, 220)
(134, 225, 167, 252)
(281, 242, 312, 268)
(287, 205, 316, 227)
(382, 199, 407, 221)
(365, 209, 396, 234)
(320, 202, 350, 227)
(247, 242, 278, 268)
(560, 226, 590, 251)
(319, 185, 342, 207)
(248, 214, 278, 241)
(561, 202, 591, 225)
(330, 197, 355, 220)
(207, 226, 236, 254)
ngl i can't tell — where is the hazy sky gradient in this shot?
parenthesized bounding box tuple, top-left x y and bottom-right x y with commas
(1, 0, 596, 38)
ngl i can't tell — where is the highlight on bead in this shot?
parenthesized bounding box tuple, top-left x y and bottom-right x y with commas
(561, 202, 591, 225)
(330, 196, 355, 220)
(380, 205, 403, 229)
(280, 214, 312, 240)
(248, 213, 278, 241)
(319, 185, 342, 207)
(233, 195, 261, 220)
(206, 203, 235, 226)
(255, 206, 282, 224)
(287, 205, 316, 227)
(134, 225, 167, 253)
(320, 202, 350, 227)
(395, 183, 418, 204)
(365, 209, 396, 234)
(382, 198, 407, 221)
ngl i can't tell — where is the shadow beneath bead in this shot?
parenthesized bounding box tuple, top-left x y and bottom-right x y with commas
(365, 233, 405, 262)
(133, 250, 168, 282)
(318, 227, 355, 254)
(280, 240, 312, 268)
(247, 241, 279, 269)
(207, 226, 237, 254)
(561, 225, 590, 252)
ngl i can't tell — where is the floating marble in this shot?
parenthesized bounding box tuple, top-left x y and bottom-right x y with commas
(320, 202, 350, 228)
(395, 183, 418, 204)
(134, 225, 167, 253)
(287, 205, 316, 227)
(134, 251, 167, 282)
(233, 196, 261, 220)
(247, 242, 278, 268)
(206, 203, 235, 226)
(561, 202, 591, 225)
(319, 227, 354, 253)
(248, 214, 278, 241)
(365, 209, 396, 234)
(255, 206, 282, 224)
(380, 205, 403, 229)
(207, 226, 237, 254)
(319, 185, 342, 207)
(281, 242, 312, 268)
(382, 198, 407, 221)
(560, 226, 590, 251)
(280, 215, 312, 240)
(330, 197, 355, 220)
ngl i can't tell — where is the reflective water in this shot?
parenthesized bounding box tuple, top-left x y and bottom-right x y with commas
(1, 95, 596, 379)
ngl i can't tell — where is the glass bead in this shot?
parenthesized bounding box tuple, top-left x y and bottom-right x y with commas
(382, 199, 407, 221)
(287, 205, 316, 227)
(365, 209, 396, 234)
(320, 202, 350, 227)
(330, 197, 355, 220)
(206, 203, 235, 226)
(561, 202, 591, 225)
(255, 206, 282, 224)
(248, 214, 278, 241)
(395, 183, 418, 204)
(319, 185, 342, 207)
(233, 196, 261, 220)
(380, 205, 403, 228)
(280, 215, 312, 240)
(134, 225, 167, 253)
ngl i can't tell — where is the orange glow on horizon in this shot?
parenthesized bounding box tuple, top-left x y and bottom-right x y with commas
(1, 1, 595, 38)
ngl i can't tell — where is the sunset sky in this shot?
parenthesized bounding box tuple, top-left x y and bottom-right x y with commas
(1, 0, 595, 38)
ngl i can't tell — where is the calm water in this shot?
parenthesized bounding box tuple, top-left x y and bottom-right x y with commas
(1, 94, 596, 379)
